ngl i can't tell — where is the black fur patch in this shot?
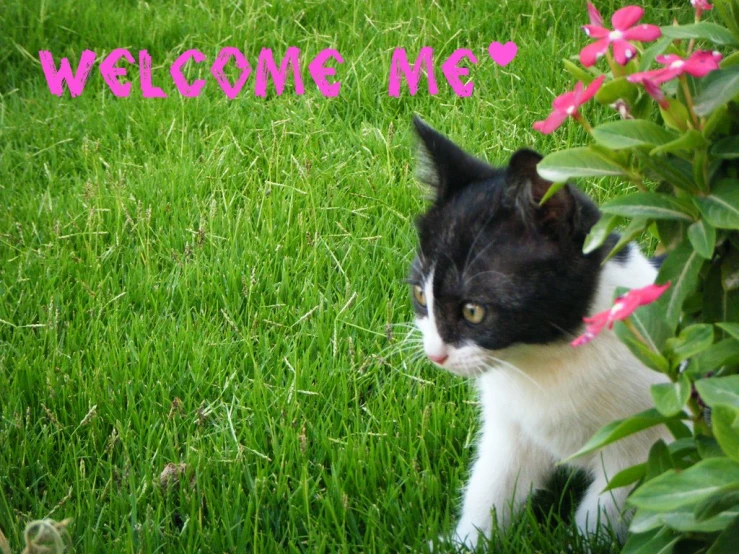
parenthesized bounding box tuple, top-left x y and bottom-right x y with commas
(410, 117, 609, 350)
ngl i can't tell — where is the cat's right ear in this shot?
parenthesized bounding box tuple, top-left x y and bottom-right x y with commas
(413, 115, 497, 202)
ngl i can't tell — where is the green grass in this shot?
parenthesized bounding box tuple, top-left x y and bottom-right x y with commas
(0, 0, 691, 552)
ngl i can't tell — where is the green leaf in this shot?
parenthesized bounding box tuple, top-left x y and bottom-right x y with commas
(622, 527, 679, 554)
(689, 339, 739, 377)
(613, 299, 672, 353)
(627, 457, 739, 512)
(713, 404, 739, 462)
(662, 504, 739, 532)
(666, 324, 715, 365)
(695, 179, 739, 230)
(704, 104, 730, 139)
(687, 219, 717, 259)
(591, 120, 677, 150)
(604, 462, 646, 492)
(630, 509, 668, 534)
(539, 181, 566, 205)
(637, 151, 697, 192)
(711, 135, 739, 159)
(646, 439, 675, 480)
(704, 266, 739, 326)
(650, 129, 707, 156)
(565, 408, 679, 462)
(631, 504, 739, 534)
(651, 375, 692, 417)
(713, 0, 739, 40)
(603, 217, 649, 262)
(698, 435, 727, 459)
(583, 214, 620, 255)
(562, 59, 595, 84)
(723, 250, 739, 291)
(622, 334, 670, 373)
(659, 98, 691, 133)
(694, 149, 709, 192)
(639, 37, 673, 72)
(656, 240, 705, 330)
(656, 219, 688, 251)
(601, 193, 697, 222)
(661, 22, 739, 46)
(718, 323, 739, 341)
(707, 513, 739, 554)
(668, 436, 697, 457)
(594, 77, 639, 105)
(537, 147, 625, 182)
(694, 65, 739, 117)
(695, 375, 739, 408)
(696, 490, 739, 521)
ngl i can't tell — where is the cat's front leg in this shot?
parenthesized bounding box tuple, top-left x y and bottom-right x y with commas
(452, 418, 553, 549)
(575, 441, 650, 541)
(575, 470, 629, 541)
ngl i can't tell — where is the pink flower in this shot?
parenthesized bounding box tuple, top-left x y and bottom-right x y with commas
(580, 3, 662, 66)
(642, 78, 669, 109)
(533, 75, 605, 134)
(628, 51, 723, 85)
(691, 0, 713, 19)
(571, 282, 671, 346)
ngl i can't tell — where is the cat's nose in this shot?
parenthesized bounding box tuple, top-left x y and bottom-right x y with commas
(428, 353, 448, 365)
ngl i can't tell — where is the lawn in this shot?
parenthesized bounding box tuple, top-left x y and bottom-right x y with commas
(0, 1, 689, 552)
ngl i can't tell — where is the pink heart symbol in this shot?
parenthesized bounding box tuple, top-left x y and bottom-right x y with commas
(488, 41, 518, 67)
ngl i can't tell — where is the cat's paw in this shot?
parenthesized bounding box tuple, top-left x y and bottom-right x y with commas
(450, 523, 481, 550)
(428, 527, 479, 552)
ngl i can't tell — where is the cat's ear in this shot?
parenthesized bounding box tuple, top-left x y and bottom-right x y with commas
(505, 149, 576, 233)
(413, 115, 497, 202)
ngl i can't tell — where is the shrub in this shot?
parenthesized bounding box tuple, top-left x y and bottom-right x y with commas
(533, 2, 739, 552)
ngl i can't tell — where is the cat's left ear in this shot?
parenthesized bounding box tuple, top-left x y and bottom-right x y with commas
(505, 149, 576, 233)
(413, 115, 498, 202)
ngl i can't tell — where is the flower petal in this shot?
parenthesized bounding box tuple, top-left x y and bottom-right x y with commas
(553, 90, 578, 111)
(628, 68, 665, 83)
(656, 54, 683, 65)
(571, 331, 596, 347)
(684, 50, 722, 77)
(579, 37, 610, 67)
(587, 2, 604, 27)
(579, 74, 606, 104)
(582, 24, 610, 38)
(612, 6, 644, 31)
(633, 282, 671, 306)
(642, 79, 669, 109)
(533, 110, 569, 134)
(612, 39, 637, 65)
(623, 24, 662, 42)
(609, 296, 641, 321)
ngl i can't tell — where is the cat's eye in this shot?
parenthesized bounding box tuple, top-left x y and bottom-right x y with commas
(462, 303, 486, 324)
(412, 285, 426, 307)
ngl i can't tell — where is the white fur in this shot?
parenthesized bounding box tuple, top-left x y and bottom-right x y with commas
(417, 247, 672, 548)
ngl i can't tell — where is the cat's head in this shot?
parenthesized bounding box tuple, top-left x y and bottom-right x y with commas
(409, 116, 605, 377)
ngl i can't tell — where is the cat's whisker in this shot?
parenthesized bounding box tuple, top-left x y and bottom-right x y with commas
(464, 269, 512, 285)
(546, 320, 581, 339)
(483, 354, 545, 392)
(462, 210, 498, 276)
(463, 235, 500, 277)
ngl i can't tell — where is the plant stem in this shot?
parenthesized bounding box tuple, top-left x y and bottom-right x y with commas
(624, 319, 650, 350)
(605, 50, 620, 78)
(679, 75, 701, 128)
(574, 113, 593, 133)
(687, 396, 712, 437)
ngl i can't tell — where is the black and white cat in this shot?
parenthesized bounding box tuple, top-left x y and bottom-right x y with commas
(408, 116, 671, 548)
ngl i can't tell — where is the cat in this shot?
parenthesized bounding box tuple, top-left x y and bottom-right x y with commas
(408, 116, 672, 549)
